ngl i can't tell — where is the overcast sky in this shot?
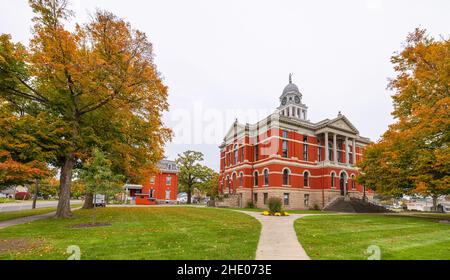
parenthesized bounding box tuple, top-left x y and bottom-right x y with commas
(1, 0, 449, 171)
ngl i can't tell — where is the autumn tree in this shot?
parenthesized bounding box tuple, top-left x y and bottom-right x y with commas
(0, 103, 63, 191)
(176, 151, 213, 204)
(358, 28, 450, 210)
(0, 0, 171, 218)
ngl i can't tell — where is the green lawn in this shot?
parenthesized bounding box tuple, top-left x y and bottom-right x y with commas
(0, 204, 82, 222)
(295, 214, 450, 260)
(0, 207, 261, 260)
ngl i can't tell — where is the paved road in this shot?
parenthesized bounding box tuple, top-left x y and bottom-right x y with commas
(0, 200, 83, 212)
(239, 211, 314, 260)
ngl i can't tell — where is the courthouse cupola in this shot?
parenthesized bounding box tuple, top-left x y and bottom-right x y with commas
(278, 74, 308, 121)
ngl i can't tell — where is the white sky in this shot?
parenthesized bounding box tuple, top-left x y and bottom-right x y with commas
(1, 0, 449, 171)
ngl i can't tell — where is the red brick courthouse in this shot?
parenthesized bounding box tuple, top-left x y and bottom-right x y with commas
(218, 75, 373, 210)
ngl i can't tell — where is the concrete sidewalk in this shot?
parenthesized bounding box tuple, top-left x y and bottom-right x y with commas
(0, 211, 57, 230)
(0, 207, 82, 229)
(239, 211, 313, 260)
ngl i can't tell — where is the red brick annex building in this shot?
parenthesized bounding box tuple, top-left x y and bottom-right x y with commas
(124, 160, 179, 205)
(218, 75, 373, 210)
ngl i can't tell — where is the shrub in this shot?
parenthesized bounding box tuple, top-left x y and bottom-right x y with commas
(268, 197, 282, 214)
(15, 192, 31, 200)
(246, 200, 255, 209)
(312, 204, 321, 211)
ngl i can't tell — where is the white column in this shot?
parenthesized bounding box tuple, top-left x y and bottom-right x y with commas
(352, 138, 356, 165)
(333, 134, 337, 163)
(324, 132, 329, 162)
(345, 137, 349, 165)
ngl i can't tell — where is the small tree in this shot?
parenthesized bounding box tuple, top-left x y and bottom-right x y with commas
(79, 149, 123, 210)
(176, 151, 211, 204)
(197, 168, 219, 199)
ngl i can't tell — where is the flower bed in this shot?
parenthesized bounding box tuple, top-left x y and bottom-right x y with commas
(262, 211, 290, 216)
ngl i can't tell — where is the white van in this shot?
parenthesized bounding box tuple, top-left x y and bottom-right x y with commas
(93, 194, 106, 207)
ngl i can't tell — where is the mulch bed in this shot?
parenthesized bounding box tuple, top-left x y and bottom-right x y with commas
(67, 222, 112, 229)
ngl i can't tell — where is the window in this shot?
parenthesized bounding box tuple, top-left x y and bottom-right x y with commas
(282, 130, 289, 158)
(166, 176, 172, 186)
(349, 145, 353, 164)
(254, 145, 259, 161)
(297, 108, 301, 117)
(234, 144, 238, 165)
(222, 156, 225, 168)
(328, 142, 333, 161)
(284, 193, 290, 206)
(263, 169, 269, 186)
(351, 175, 356, 190)
(318, 141, 322, 162)
(331, 173, 335, 188)
(150, 176, 155, 184)
(254, 193, 258, 203)
(241, 147, 245, 162)
(149, 189, 155, 198)
(263, 193, 268, 205)
(283, 169, 290, 185)
(282, 140, 288, 158)
(254, 171, 259, 186)
(304, 171, 309, 187)
(304, 194, 310, 207)
(303, 136, 308, 161)
(165, 189, 171, 200)
(239, 173, 244, 186)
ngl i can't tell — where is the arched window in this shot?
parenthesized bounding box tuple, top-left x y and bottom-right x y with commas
(303, 171, 309, 187)
(254, 171, 259, 187)
(331, 172, 335, 188)
(263, 169, 269, 186)
(351, 175, 356, 190)
(283, 169, 290, 186)
(239, 172, 244, 186)
(234, 144, 238, 165)
(232, 173, 237, 188)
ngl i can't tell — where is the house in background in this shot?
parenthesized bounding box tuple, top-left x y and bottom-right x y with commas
(124, 159, 179, 205)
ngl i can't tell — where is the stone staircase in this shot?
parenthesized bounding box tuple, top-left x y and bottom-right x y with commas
(323, 196, 390, 213)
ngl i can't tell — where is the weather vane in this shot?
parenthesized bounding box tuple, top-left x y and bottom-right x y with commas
(289, 73, 293, 84)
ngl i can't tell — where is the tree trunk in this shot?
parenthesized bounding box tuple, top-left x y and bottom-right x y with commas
(432, 195, 438, 212)
(187, 185, 192, 204)
(55, 156, 75, 218)
(32, 179, 40, 209)
(83, 192, 94, 209)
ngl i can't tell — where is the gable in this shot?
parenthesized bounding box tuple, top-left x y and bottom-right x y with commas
(328, 116, 359, 134)
(224, 122, 245, 141)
